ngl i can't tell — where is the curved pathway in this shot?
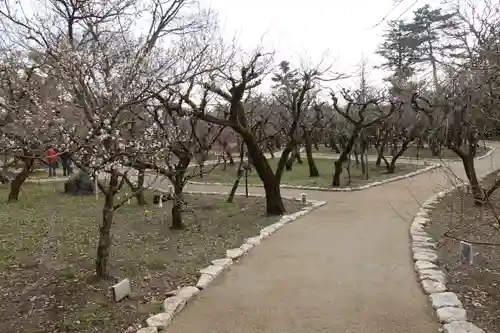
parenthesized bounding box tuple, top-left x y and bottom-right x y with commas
(149, 143, 500, 333)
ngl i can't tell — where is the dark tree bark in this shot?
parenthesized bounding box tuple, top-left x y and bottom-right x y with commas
(227, 143, 246, 203)
(170, 157, 190, 230)
(135, 168, 147, 205)
(8, 157, 34, 201)
(95, 169, 119, 280)
(384, 140, 412, 174)
(245, 137, 285, 215)
(333, 129, 359, 186)
(305, 134, 319, 177)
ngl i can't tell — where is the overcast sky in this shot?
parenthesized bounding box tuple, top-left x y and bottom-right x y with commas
(201, 0, 436, 90)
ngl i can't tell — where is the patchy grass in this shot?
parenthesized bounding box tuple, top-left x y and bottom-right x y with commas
(315, 145, 490, 160)
(426, 171, 500, 333)
(0, 182, 303, 333)
(194, 157, 423, 188)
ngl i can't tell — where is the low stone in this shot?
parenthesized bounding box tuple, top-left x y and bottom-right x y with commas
(245, 236, 262, 246)
(414, 251, 439, 263)
(414, 216, 429, 225)
(443, 321, 485, 333)
(200, 264, 225, 277)
(436, 307, 467, 323)
(240, 243, 254, 253)
(421, 279, 447, 294)
(196, 273, 214, 289)
(162, 286, 198, 315)
(413, 235, 434, 243)
(211, 258, 233, 269)
(419, 269, 446, 283)
(413, 241, 437, 249)
(430, 292, 463, 309)
(176, 286, 200, 300)
(411, 224, 425, 233)
(146, 312, 172, 328)
(269, 222, 285, 230)
(111, 278, 131, 302)
(415, 260, 439, 271)
(64, 170, 96, 196)
(226, 248, 244, 260)
(137, 327, 158, 333)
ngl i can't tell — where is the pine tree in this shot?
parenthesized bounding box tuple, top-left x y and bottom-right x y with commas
(404, 4, 458, 92)
(376, 20, 423, 94)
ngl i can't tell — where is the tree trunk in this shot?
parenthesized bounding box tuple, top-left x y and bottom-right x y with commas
(305, 134, 319, 177)
(170, 157, 190, 230)
(227, 168, 243, 203)
(227, 145, 246, 203)
(329, 136, 341, 153)
(95, 169, 119, 280)
(429, 140, 440, 157)
(386, 140, 412, 174)
(135, 168, 147, 205)
(462, 155, 483, 206)
(245, 135, 285, 215)
(8, 158, 34, 201)
(171, 191, 184, 229)
(332, 128, 360, 187)
(295, 147, 303, 164)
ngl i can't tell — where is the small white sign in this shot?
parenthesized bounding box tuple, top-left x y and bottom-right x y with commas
(301, 193, 307, 204)
(111, 278, 131, 302)
(158, 194, 163, 208)
(460, 241, 473, 265)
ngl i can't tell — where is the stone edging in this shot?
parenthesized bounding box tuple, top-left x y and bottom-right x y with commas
(312, 145, 495, 163)
(474, 146, 495, 160)
(409, 171, 499, 333)
(188, 163, 441, 192)
(137, 190, 326, 333)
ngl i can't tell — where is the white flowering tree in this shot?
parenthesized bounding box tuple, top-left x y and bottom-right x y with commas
(0, 50, 64, 200)
(142, 92, 223, 229)
(0, 0, 216, 279)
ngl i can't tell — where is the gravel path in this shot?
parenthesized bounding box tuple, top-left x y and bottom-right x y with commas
(138, 143, 499, 333)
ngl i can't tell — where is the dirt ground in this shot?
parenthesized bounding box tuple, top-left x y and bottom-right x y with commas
(0, 182, 303, 333)
(427, 171, 500, 333)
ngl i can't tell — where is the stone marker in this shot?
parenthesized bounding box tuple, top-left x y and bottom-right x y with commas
(460, 241, 473, 264)
(436, 306, 467, 323)
(111, 278, 131, 302)
(443, 321, 485, 333)
(301, 193, 307, 204)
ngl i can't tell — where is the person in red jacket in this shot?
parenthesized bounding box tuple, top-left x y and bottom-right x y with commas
(45, 146, 58, 177)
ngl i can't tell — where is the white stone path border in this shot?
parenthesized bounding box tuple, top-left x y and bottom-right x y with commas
(187, 146, 495, 192)
(188, 162, 442, 192)
(138, 189, 326, 333)
(409, 169, 499, 333)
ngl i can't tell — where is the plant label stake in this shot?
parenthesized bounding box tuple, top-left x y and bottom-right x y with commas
(460, 241, 473, 265)
(94, 175, 98, 201)
(301, 193, 307, 204)
(110, 278, 131, 302)
(158, 194, 163, 208)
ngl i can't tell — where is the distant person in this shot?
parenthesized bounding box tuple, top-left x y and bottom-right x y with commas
(60, 150, 73, 176)
(45, 146, 58, 177)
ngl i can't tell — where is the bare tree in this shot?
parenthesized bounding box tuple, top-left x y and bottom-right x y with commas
(0, 0, 215, 279)
(179, 50, 289, 215)
(330, 90, 400, 186)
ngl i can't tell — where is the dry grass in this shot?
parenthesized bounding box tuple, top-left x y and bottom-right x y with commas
(0, 182, 303, 333)
(195, 157, 422, 188)
(426, 171, 500, 333)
